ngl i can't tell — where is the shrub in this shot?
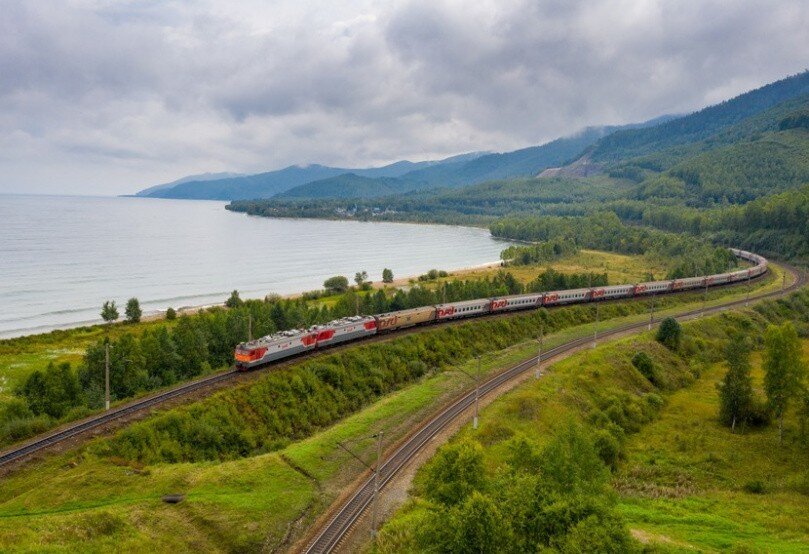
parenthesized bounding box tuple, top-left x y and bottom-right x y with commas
(656, 317, 682, 350)
(593, 429, 622, 469)
(165, 307, 177, 320)
(743, 480, 766, 494)
(631, 351, 659, 385)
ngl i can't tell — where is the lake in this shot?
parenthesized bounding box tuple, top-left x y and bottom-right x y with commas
(0, 195, 511, 338)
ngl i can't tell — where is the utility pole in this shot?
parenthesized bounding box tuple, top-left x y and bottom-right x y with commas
(592, 302, 599, 348)
(355, 294, 360, 316)
(702, 278, 708, 317)
(105, 343, 110, 411)
(335, 431, 385, 542)
(746, 271, 751, 307)
(453, 358, 481, 429)
(371, 431, 384, 540)
(783, 272, 786, 291)
(474, 356, 481, 430)
(648, 295, 654, 331)
(248, 314, 252, 342)
(535, 325, 544, 379)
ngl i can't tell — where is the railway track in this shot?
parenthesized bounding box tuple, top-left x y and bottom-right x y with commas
(301, 262, 805, 554)
(0, 261, 796, 474)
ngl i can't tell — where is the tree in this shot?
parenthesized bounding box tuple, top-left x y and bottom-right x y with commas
(100, 300, 119, 324)
(717, 336, 754, 431)
(125, 297, 142, 323)
(451, 491, 511, 552)
(382, 268, 394, 283)
(656, 317, 682, 350)
(763, 323, 806, 442)
(165, 307, 177, 320)
(20, 362, 82, 419)
(225, 290, 242, 308)
(354, 270, 369, 287)
(423, 439, 486, 506)
(323, 275, 349, 294)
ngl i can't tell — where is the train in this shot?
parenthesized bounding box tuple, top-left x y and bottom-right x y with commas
(234, 248, 768, 370)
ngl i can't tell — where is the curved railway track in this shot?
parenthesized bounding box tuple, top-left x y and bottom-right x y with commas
(0, 261, 798, 474)
(301, 262, 805, 554)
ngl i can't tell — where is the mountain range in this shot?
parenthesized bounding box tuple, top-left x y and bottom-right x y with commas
(135, 120, 673, 201)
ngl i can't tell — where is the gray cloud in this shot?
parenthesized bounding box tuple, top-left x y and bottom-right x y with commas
(0, 0, 806, 195)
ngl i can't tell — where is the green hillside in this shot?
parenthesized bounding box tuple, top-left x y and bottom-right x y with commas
(275, 173, 410, 199)
(590, 71, 809, 163)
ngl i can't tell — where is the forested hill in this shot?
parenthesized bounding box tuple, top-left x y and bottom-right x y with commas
(276, 174, 409, 199)
(589, 71, 809, 163)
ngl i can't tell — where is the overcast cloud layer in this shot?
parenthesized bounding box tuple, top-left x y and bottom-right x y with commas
(1, 0, 807, 195)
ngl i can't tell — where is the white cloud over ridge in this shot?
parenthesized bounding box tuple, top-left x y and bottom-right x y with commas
(0, 0, 806, 195)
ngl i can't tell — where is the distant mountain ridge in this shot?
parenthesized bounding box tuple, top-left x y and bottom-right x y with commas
(135, 172, 245, 197)
(136, 154, 488, 201)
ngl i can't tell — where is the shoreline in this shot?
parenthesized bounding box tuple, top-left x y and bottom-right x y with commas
(0, 260, 505, 341)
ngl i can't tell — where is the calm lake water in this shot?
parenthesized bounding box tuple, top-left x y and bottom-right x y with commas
(0, 195, 511, 338)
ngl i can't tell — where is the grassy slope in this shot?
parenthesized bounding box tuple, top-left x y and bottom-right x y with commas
(378, 290, 809, 553)
(616, 343, 809, 552)
(0, 266, 787, 552)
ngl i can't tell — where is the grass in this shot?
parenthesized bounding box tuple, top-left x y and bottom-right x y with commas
(615, 342, 809, 553)
(0, 264, 794, 551)
(434, 249, 670, 286)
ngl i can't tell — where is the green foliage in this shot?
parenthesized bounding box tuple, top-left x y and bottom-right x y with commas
(717, 336, 755, 431)
(423, 440, 486, 506)
(449, 491, 512, 553)
(763, 322, 807, 440)
(323, 275, 349, 293)
(124, 298, 142, 324)
(100, 300, 119, 323)
(391, 424, 634, 553)
(491, 212, 737, 279)
(631, 351, 658, 385)
(382, 268, 394, 283)
(656, 317, 682, 350)
(225, 290, 242, 308)
(354, 270, 369, 287)
(501, 239, 578, 265)
(165, 307, 177, 320)
(20, 362, 81, 419)
(779, 111, 809, 130)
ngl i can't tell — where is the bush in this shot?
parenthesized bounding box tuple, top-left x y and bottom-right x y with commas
(165, 307, 177, 320)
(593, 428, 622, 469)
(631, 351, 659, 385)
(743, 480, 766, 494)
(656, 317, 682, 350)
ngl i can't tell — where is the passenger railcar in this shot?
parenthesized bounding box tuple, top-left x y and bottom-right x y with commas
(435, 299, 491, 320)
(543, 288, 590, 306)
(489, 293, 544, 312)
(375, 306, 436, 332)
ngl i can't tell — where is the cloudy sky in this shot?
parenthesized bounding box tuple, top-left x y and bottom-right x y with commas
(1, 0, 807, 196)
